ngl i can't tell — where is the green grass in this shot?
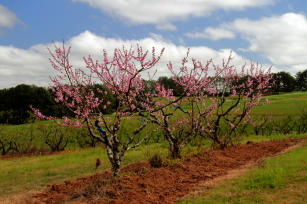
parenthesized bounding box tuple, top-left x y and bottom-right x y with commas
(179, 141, 307, 204)
(0, 117, 164, 152)
(179, 92, 307, 117)
(0, 143, 168, 196)
(252, 92, 307, 117)
(241, 133, 307, 143)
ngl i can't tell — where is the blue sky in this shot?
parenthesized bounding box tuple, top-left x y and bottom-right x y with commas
(0, 0, 307, 88)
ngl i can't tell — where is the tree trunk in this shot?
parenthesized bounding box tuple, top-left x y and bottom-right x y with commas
(105, 145, 122, 178)
(169, 140, 181, 159)
(212, 138, 227, 149)
(111, 159, 121, 178)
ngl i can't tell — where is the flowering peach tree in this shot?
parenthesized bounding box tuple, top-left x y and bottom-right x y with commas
(199, 58, 272, 149)
(151, 52, 272, 157)
(33, 43, 164, 177)
(150, 51, 222, 159)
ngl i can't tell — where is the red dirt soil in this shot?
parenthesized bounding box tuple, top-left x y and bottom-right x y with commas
(32, 138, 304, 204)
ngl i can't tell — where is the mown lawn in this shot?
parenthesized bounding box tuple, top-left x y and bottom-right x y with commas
(252, 92, 307, 117)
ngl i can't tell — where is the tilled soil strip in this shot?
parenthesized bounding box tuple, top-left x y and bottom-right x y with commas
(33, 138, 304, 204)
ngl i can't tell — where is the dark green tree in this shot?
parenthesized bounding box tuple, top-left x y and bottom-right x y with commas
(158, 76, 184, 96)
(0, 84, 69, 124)
(272, 72, 296, 93)
(295, 69, 307, 91)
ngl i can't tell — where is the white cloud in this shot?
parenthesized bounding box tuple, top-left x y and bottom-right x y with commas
(230, 13, 307, 68)
(72, 0, 273, 25)
(0, 45, 50, 88)
(234, 13, 307, 74)
(191, 13, 307, 74)
(0, 5, 20, 32)
(0, 30, 249, 88)
(186, 27, 235, 40)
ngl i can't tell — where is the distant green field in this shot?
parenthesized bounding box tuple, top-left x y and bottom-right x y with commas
(176, 91, 307, 117)
(252, 92, 307, 116)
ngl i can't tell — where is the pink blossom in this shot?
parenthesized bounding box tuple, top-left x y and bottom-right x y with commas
(265, 98, 270, 104)
(74, 120, 82, 128)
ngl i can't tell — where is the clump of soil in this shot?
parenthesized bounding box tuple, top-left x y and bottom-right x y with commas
(32, 138, 303, 204)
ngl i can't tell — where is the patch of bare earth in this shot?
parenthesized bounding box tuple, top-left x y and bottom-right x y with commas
(0, 191, 39, 204)
(30, 138, 304, 204)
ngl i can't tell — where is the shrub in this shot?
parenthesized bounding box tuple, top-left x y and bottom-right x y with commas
(296, 109, 307, 134)
(149, 153, 163, 168)
(38, 121, 69, 152)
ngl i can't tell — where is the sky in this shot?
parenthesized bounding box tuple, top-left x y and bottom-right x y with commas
(0, 0, 307, 88)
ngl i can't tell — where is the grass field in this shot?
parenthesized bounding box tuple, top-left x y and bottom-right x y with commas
(253, 92, 307, 117)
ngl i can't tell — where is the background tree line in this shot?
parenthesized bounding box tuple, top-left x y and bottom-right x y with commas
(0, 69, 306, 125)
(0, 84, 116, 125)
(272, 70, 307, 92)
(155, 70, 307, 94)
